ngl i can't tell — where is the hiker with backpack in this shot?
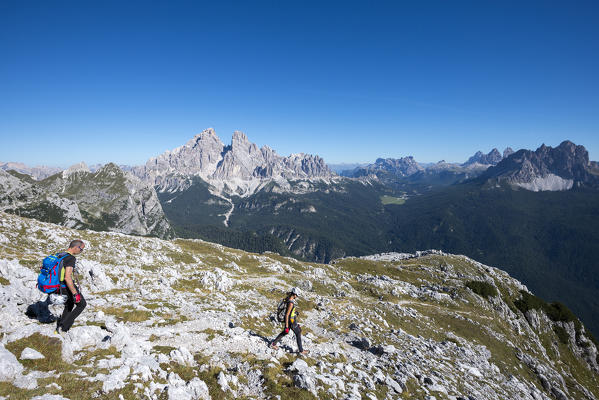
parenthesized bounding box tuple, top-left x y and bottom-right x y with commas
(38, 239, 87, 334)
(270, 287, 309, 355)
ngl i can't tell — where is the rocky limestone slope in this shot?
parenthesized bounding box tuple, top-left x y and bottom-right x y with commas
(0, 212, 598, 400)
(0, 163, 173, 239)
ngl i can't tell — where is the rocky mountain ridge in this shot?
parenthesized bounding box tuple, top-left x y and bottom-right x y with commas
(462, 147, 513, 167)
(0, 212, 598, 399)
(481, 141, 599, 191)
(0, 162, 62, 181)
(345, 147, 513, 186)
(0, 163, 172, 238)
(131, 129, 335, 197)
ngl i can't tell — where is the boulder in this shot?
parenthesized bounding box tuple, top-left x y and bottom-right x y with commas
(20, 347, 45, 360)
(0, 344, 24, 381)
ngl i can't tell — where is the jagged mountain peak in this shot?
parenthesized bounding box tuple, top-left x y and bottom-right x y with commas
(483, 141, 597, 191)
(63, 161, 90, 176)
(462, 148, 504, 167)
(134, 129, 334, 196)
(185, 128, 223, 148)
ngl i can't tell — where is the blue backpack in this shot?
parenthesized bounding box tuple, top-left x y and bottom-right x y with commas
(37, 252, 69, 294)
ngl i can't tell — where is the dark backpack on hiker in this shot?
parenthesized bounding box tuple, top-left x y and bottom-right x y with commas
(276, 300, 287, 323)
(37, 252, 69, 294)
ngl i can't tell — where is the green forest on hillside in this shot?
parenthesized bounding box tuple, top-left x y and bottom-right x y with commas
(159, 176, 599, 337)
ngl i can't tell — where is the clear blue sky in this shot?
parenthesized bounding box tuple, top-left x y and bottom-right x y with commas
(1, 1, 598, 167)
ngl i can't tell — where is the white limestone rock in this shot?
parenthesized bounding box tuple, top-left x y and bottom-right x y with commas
(20, 347, 45, 360)
(199, 268, 234, 292)
(0, 343, 24, 381)
(169, 346, 195, 366)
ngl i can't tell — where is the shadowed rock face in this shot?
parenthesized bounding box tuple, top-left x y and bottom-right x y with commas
(132, 129, 334, 196)
(482, 141, 598, 191)
(1, 212, 598, 399)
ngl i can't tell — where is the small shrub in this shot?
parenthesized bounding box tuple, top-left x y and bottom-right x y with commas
(514, 290, 547, 314)
(545, 302, 581, 330)
(465, 280, 498, 299)
(553, 325, 570, 344)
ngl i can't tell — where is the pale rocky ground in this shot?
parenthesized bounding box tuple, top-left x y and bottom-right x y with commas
(0, 212, 597, 400)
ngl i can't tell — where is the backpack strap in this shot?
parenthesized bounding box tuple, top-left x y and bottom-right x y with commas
(55, 252, 70, 289)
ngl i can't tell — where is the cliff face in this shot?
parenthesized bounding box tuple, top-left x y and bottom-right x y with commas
(0, 212, 597, 400)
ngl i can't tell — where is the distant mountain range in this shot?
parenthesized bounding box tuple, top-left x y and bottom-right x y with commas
(0, 162, 62, 181)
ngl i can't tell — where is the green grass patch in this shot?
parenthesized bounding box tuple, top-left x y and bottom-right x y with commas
(153, 345, 177, 354)
(160, 362, 198, 382)
(0, 276, 9, 285)
(5, 333, 71, 372)
(202, 328, 224, 341)
(18, 258, 39, 270)
(94, 288, 129, 296)
(102, 306, 152, 322)
(381, 195, 406, 205)
(153, 314, 189, 327)
(0, 376, 140, 400)
(172, 278, 203, 292)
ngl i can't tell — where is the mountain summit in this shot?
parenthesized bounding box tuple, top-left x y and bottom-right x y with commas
(462, 148, 507, 167)
(482, 141, 599, 191)
(133, 129, 334, 196)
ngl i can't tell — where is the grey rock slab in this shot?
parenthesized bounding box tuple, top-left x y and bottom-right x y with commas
(20, 347, 45, 360)
(0, 343, 24, 381)
(102, 365, 131, 393)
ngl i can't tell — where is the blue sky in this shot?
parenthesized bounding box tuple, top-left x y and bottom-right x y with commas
(1, 1, 598, 167)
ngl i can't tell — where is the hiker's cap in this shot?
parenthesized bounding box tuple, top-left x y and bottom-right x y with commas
(291, 287, 301, 297)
